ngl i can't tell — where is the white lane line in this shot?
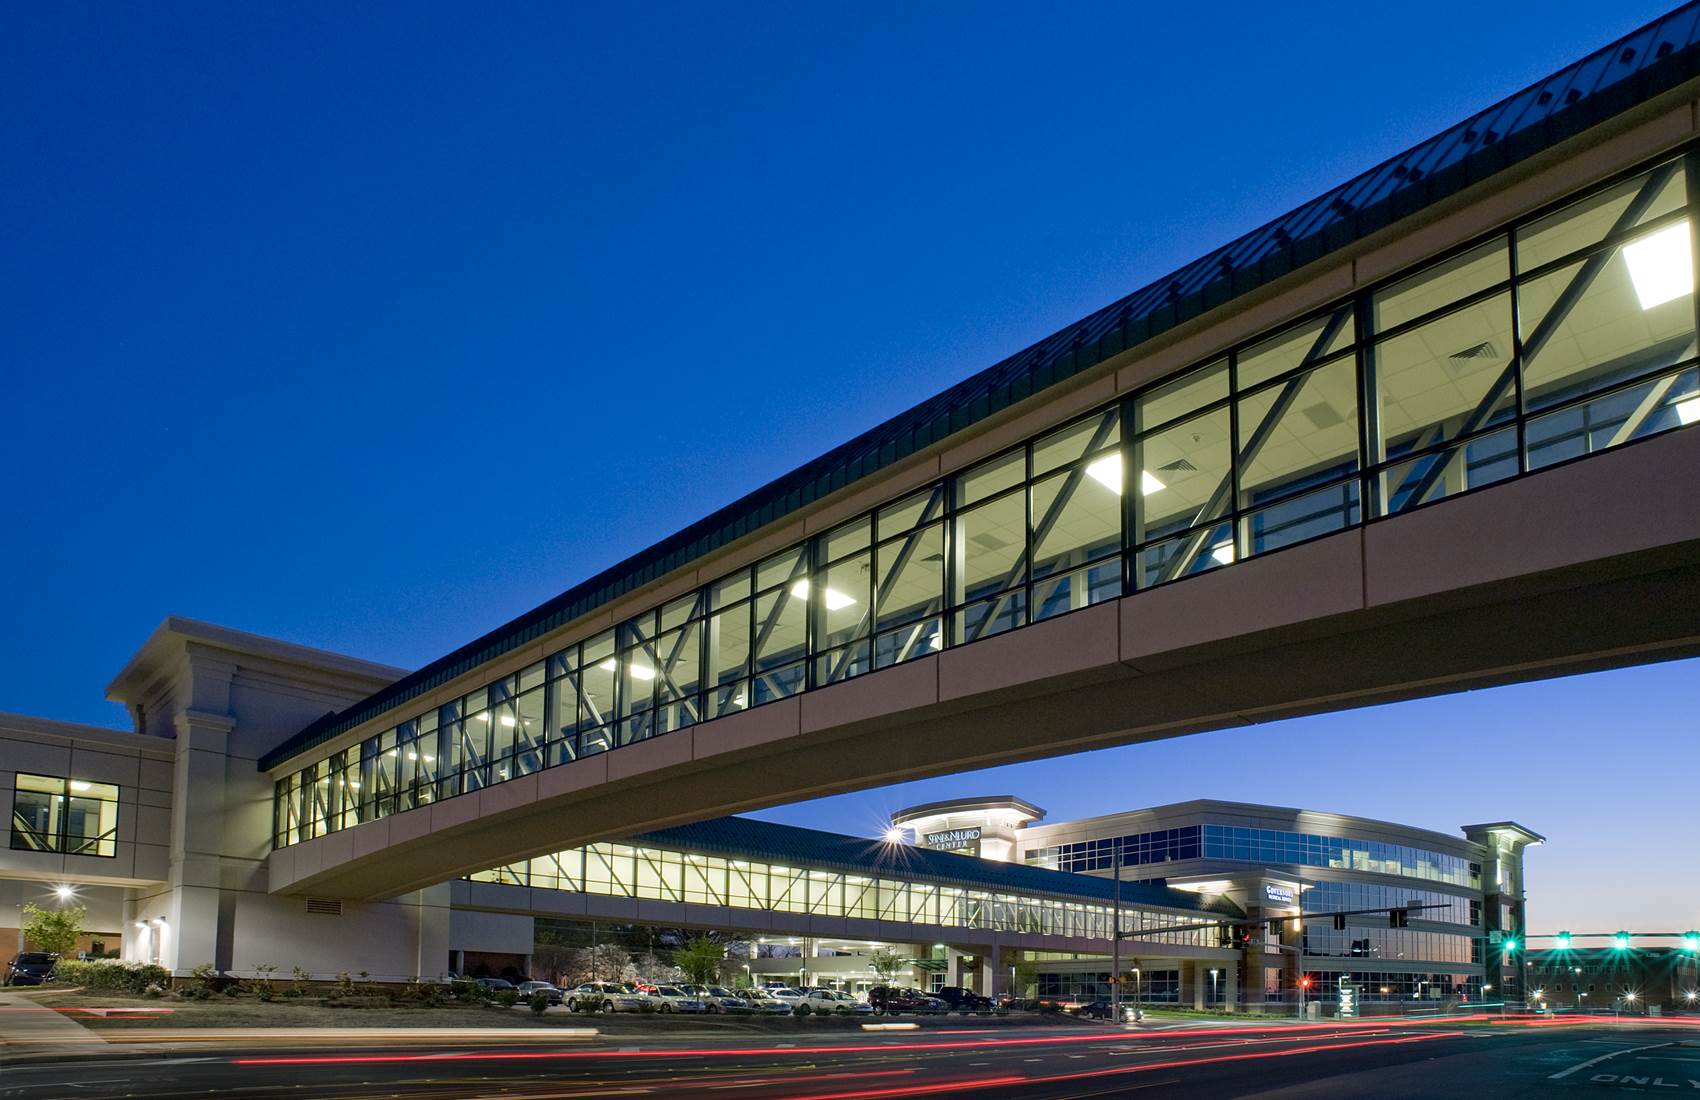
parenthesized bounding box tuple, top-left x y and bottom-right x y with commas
(1549, 1040, 1682, 1080)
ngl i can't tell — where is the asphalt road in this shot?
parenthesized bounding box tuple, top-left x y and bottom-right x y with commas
(4, 1017, 1698, 1099)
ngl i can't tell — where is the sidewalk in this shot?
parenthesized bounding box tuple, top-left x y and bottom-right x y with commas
(0, 991, 106, 1052)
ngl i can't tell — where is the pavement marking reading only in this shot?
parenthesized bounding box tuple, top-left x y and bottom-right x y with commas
(1551, 1041, 1683, 1080)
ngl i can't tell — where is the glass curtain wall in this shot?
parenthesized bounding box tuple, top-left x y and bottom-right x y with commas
(275, 153, 1700, 849)
(467, 841, 1226, 947)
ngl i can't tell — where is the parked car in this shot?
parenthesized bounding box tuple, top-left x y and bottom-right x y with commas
(934, 986, 993, 1012)
(869, 985, 946, 1015)
(474, 976, 516, 992)
(767, 986, 806, 1006)
(649, 985, 708, 1013)
(803, 989, 872, 1015)
(566, 981, 626, 1011)
(683, 984, 747, 1012)
(4, 953, 58, 987)
(515, 981, 563, 1005)
(743, 988, 798, 1015)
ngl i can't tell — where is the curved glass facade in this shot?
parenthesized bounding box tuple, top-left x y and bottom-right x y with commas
(275, 152, 1700, 850)
(1023, 824, 1478, 889)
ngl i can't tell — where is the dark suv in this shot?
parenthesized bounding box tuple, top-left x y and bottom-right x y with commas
(868, 985, 946, 1015)
(5, 953, 58, 986)
(933, 986, 993, 1012)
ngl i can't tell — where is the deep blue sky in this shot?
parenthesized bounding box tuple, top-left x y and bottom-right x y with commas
(4, 2, 1693, 936)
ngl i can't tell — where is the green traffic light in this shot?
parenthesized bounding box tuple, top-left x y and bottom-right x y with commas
(1503, 937, 1519, 954)
(1682, 931, 1699, 953)
(1613, 931, 1631, 950)
(1555, 931, 1572, 949)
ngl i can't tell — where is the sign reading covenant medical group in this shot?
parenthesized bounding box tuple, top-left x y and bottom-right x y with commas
(1263, 884, 1296, 905)
(923, 828, 982, 855)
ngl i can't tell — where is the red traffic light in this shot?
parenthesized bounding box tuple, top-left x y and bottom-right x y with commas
(1300, 977, 1312, 989)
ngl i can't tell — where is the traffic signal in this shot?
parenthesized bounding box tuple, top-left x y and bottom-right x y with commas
(1613, 931, 1631, 950)
(1299, 976, 1312, 990)
(1388, 908, 1409, 928)
(1333, 913, 1347, 930)
(1681, 931, 1699, 954)
(1502, 936, 1519, 955)
(1555, 931, 1572, 950)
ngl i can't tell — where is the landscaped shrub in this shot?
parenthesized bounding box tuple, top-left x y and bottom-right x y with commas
(495, 989, 520, 1007)
(53, 959, 172, 994)
(529, 992, 550, 1015)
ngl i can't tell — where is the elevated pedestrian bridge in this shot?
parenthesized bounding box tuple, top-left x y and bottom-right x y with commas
(260, 21, 1700, 901)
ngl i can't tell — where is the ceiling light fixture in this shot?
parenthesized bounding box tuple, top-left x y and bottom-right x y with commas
(1623, 220, 1694, 309)
(791, 580, 856, 609)
(598, 658, 618, 673)
(1139, 470, 1165, 495)
(1210, 542, 1236, 565)
(1676, 395, 1700, 425)
(69, 780, 91, 792)
(1085, 455, 1123, 493)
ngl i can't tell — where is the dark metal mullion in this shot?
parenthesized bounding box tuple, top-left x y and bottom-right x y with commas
(1356, 292, 1379, 516)
(1687, 147, 1700, 395)
(1120, 394, 1138, 592)
(1509, 226, 1529, 480)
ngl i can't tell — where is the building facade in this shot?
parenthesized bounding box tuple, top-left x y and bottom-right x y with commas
(3, 8, 1697, 988)
(897, 797, 1540, 1010)
(1527, 947, 1700, 1013)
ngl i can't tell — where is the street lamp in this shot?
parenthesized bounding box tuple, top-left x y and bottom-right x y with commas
(1208, 969, 1219, 1007)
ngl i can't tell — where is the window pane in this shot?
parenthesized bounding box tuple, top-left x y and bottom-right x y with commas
(877, 485, 945, 539)
(1243, 478, 1360, 555)
(818, 517, 870, 564)
(711, 569, 750, 610)
(956, 450, 1023, 507)
(875, 523, 943, 632)
(1518, 230, 1697, 412)
(1237, 358, 1359, 506)
(752, 586, 807, 673)
(707, 604, 749, 718)
(1032, 408, 1119, 476)
(1376, 426, 1518, 514)
(1526, 365, 1700, 471)
(1372, 294, 1514, 462)
(955, 589, 1025, 643)
(814, 550, 871, 650)
(1030, 464, 1120, 581)
(954, 491, 1025, 604)
(1032, 558, 1120, 622)
(1373, 239, 1508, 331)
(1237, 306, 1355, 390)
(1133, 406, 1231, 544)
(655, 622, 702, 733)
(1135, 522, 1235, 587)
(755, 546, 807, 593)
(1516, 162, 1687, 271)
(1135, 359, 1228, 433)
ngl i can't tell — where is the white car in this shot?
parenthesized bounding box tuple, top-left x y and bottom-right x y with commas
(743, 988, 797, 1015)
(650, 985, 708, 1013)
(768, 986, 806, 1005)
(566, 982, 646, 1012)
(803, 989, 871, 1015)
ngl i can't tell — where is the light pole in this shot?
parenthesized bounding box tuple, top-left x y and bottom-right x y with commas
(1111, 847, 1121, 1022)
